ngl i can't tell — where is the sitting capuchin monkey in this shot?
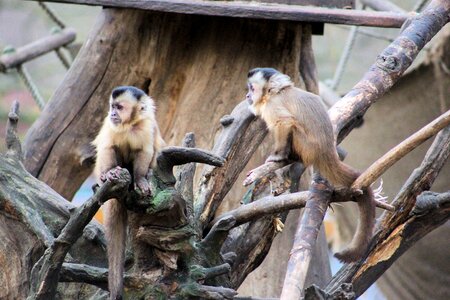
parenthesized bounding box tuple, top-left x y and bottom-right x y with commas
(246, 68, 375, 263)
(93, 86, 165, 299)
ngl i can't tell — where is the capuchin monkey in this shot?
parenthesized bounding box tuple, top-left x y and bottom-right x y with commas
(93, 86, 165, 299)
(246, 68, 375, 263)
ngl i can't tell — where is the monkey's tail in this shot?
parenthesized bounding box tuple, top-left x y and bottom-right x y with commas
(317, 157, 376, 263)
(104, 199, 127, 300)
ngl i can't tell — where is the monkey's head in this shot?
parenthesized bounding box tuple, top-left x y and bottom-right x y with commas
(108, 86, 155, 127)
(246, 68, 293, 111)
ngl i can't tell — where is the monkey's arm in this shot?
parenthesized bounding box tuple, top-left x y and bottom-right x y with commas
(133, 149, 154, 195)
(266, 120, 293, 163)
(96, 147, 118, 183)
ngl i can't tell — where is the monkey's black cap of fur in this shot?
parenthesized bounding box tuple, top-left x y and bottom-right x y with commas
(248, 68, 279, 80)
(111, 86, 146, 101)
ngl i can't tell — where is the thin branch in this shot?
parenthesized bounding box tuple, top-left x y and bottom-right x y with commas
(353, 111, 450, 190)
(212, 192, 309, 227)
(28, 167, 131, 300)
(5, 100, 22, 160)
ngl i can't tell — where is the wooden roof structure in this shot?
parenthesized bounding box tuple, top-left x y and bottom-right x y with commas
(29, 0, 409, 28)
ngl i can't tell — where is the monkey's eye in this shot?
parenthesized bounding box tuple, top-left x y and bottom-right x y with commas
(249, 84, 254, 92)
(116, 104, 123, 111)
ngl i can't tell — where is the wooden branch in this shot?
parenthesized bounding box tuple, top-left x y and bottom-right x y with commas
(280, 176, 332, 300)
(212, 192, 309, 227)
(5, 100, 22, 161)
(243, 161, 289, 187)
(353, 111, 450, 190)
(325, 126, 450, 297)
(360, 0, 406, 13)
(0, 28, 76, 72)
(157, 146, 225, 185)
(329, 0, 450, 142)
(26, 0, 408, 28)
(28, 167, 131, 300)
(189, 263, 231, 281)
(60, 263, 108, 290)
(180, 283, 237, 299)
(195, 101, 268, 231)
(223, 163, 300, 288)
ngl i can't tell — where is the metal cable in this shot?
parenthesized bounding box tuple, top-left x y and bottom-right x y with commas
(17, 65, 46, 110)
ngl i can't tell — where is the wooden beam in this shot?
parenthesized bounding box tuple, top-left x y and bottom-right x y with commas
(26, 0, 407, 28)
(0, 28, 76, 72)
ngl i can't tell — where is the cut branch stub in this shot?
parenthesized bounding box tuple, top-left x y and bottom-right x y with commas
(156, 146, 225, 185)
(5, 100, 22, 160)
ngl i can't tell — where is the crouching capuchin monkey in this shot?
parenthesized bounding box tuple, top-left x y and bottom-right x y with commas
(246, 68, 375, 263)
(93, 86, 165, 299)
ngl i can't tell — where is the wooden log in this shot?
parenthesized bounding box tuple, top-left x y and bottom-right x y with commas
(26, 0, 408, 28)
(280, 177, 332, 300)
(0, 28, 76, 72)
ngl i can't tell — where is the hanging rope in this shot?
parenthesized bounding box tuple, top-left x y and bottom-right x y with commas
(39, 3, 73, 69)
(17, 64, 46, 110)
(38, 2, 66, 29)
(330, 25, 359, 91)
(413, 0, 430, 12)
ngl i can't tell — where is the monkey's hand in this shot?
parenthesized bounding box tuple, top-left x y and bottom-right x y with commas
(135, 178, 152, 196)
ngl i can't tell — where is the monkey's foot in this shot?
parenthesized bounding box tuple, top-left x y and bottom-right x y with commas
(100, 167, 124, 183)
(135, 178, 152, 196)
(273, 217, 284, 232)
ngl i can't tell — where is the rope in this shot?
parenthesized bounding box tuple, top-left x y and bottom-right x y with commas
(413, 0, 429, 12)
(17, 65, 46, 110)
(330, 25, 358, 91)
(38, 2, 66, 29)
(55, 48, 71, 69)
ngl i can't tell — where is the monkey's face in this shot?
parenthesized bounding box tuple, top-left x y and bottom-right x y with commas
(246, 82, 264, 106)
(109, 99, 134, 126)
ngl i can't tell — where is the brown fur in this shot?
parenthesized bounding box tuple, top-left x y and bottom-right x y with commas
(248, 70, 375, 262)
(93, 89, 164, 299)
